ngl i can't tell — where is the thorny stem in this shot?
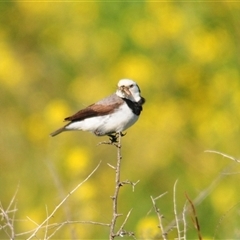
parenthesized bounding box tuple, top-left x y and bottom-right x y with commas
(109, 133, 122, 240)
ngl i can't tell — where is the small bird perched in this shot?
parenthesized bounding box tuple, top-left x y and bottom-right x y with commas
(50, 79, 145, 141)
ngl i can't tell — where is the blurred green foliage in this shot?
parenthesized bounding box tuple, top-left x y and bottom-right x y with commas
(1, 2, 240, 239)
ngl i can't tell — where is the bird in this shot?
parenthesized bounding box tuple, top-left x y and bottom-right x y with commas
(50, 79, 145, 141)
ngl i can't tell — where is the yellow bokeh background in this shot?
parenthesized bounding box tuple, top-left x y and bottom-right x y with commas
(1, 2, 240, 239)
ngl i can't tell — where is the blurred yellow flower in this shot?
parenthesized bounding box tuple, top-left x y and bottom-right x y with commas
(65, 147, 89, 177)
(44, 99, 70, 126)
(0, 41, 24, 88)
(112, 54, 155, 83)
(187, 29, 228, 63)
(211, 183, 238, 212)
(136, 216, 160, 239)
(25, 113, 48, 142)
(147, 2, 185, 39)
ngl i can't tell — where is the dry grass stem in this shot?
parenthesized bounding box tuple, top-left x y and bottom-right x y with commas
(185, 193, 202, 240)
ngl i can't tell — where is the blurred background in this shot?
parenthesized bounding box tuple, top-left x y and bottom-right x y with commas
(1, 2, 240, 239)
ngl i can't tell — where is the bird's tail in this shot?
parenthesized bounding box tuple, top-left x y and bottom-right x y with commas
(50, 127, 65, 137)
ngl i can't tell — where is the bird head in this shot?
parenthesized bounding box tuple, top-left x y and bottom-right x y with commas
(116, 79, 142, 103)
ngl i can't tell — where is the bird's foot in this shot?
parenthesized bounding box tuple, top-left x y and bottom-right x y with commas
(97, 132, 126, 146)
(109, 132, 127, 143)
(108, 133, 118, 143)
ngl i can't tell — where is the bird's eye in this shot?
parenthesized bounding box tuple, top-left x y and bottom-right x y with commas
(129, 84, 134, 88)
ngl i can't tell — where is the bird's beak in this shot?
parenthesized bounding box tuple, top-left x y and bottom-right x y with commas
(119, 86, 131, 96)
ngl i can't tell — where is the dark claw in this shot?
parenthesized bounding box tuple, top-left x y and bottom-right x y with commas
(120, 132, 127, 137)
(108, 133, 118, 143)
(98, 132, 127, 146)
(107, 132, 127, 143)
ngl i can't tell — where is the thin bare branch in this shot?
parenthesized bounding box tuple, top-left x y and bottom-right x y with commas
(153, 192, 168, 201)
(11, 201, 18, 239)
(0, 185, 19, 240)
(173, 179, 181, 239)
(46, 222, 64, 240)
(120, 179, 140, 192)
(150, 194, 167, 240)
(16, 220, 110, 237)
(6, 184, 19, 213)
(182, 201, 188, 240)
(107, 163, 116, 170)
(116, 209, 133, 237)
(213, 201, 240, 240)
(0, 203, 13, 239)
(165, 165, 226, 234)
(26, 216, 39, 227)
(44, 205, 49, 240)
(146, 192, 167, 217)
(26, 161, 101, 240)
(205, 150, 240, 163)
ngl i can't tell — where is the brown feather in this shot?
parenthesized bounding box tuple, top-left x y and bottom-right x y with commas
(64, 102, 122, 122)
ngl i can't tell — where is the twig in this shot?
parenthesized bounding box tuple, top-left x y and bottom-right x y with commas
(0, 185, 19, 240)
(11, 201, 18, 240)
(120, 179, 140, 192)
(205, 150, 240, 163)
(16, 220, 110, 237)
(116, 209, 134, 238)
(45, 157, 75, 238)
(213, 201, 240, 240)
(0, 203, 14, 240)
(185, 193, 202, 240)
(26, 161, 101, 240)
(107, 163, 116, 170)
(150, 192, 168, 240)
(46, 221, 64, 240)
(44, 205, 49, 240)
(165, 162, 226, 234)
(182, 201, 188, 240)
(173, 179, 181, 239)
(26, 216, 39, 227)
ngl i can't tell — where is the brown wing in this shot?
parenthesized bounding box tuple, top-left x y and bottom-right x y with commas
(64, 102, 121, 122)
